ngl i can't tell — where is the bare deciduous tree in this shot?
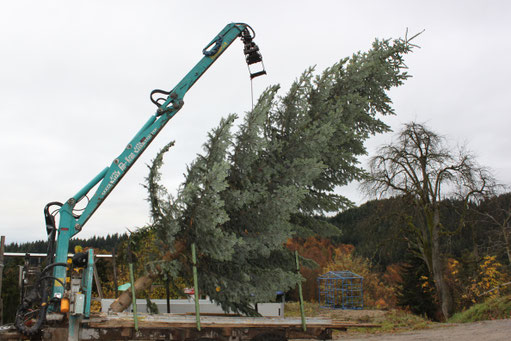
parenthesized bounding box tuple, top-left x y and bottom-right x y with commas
(364, 122, 495, 320)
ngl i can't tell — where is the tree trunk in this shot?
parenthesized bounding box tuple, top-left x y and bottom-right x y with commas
(109, 272, 159, 312)
(431, 210, 453, 320)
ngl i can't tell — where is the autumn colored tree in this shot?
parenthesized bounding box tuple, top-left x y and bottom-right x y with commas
(285, 237, 342, 300)
(449, 255, 510, 305)
(323, 245, 397, 308)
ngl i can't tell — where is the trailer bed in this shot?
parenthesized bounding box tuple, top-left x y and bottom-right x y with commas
(0, 312, 380, 340)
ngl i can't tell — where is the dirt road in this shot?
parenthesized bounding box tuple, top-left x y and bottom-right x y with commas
(336, 318, 511, 341)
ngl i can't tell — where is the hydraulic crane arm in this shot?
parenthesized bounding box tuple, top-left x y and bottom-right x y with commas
(70, 22, 264, 233)
(15, 22, 265, 337)
(53, 22, 265, 295)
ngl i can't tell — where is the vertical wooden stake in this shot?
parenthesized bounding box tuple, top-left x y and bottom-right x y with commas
(0, 236, 5, 325)
(112, 247, 118, 298)
(295, 250, 306, 331)
(191, 243, 201, 331)
(127, 238, 138, 332)
(129, 263, 138, 331)
(166, 277, 171, 313)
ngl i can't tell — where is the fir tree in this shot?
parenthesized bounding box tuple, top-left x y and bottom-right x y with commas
(397, 255, 439, 320)
(112, 36, 418, 314)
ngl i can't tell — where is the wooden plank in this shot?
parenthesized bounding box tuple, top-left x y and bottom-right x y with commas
(86, 313, 380, 330)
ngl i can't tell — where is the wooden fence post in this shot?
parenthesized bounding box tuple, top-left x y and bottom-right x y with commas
(295, 250, 307, 332)
(112, 247, 118, 299)
(191, 243, 201, 331)
(0, 236, 5, 325)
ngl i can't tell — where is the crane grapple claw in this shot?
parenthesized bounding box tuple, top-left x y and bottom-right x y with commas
(241, 28, 267, 79)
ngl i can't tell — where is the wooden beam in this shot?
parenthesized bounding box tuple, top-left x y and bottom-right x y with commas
(86, 313, 380, 330)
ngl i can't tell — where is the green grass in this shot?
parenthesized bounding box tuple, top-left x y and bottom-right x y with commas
(373, 310, 432, 332)
(284, 301, 321, 317)
(285, 296, 511, 335)
(284, 302, 434, 334)
(348, 310, 433, 334)
(449, 294, 511, 323)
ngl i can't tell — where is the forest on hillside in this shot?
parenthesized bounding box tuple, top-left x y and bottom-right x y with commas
(2, 192, 510, 322)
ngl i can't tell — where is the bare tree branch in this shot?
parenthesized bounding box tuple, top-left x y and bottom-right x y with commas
(363, 122, 496, 320)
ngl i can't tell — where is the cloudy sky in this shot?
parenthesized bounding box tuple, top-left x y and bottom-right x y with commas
(1, 1, 510, 243)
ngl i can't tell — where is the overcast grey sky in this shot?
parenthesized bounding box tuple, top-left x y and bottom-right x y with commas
(1, 1, 510, 243)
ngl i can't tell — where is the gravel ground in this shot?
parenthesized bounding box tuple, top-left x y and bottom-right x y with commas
(335, 318, 511, 341)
